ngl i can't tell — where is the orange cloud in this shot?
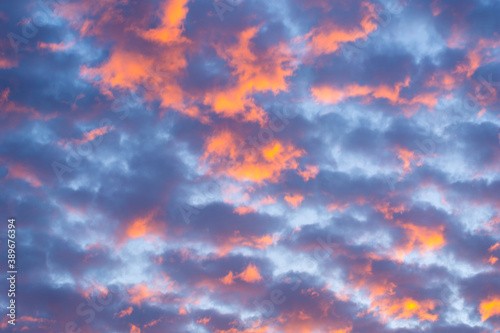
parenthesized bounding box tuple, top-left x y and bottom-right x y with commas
(38, 41, 75, 52)
(395, 223, 445, 260)
(488, 256, 498, 265)
(214, 230, 275, 257)
(369, 297, 438, 322)
(420, 37, 500, 110)
(347, 260, 397, 300)
(115, 307, 133, 318)
(220, 271, 234, 285)
(138, 0, 190, 44)
(78, 6, 301, 123)
(311, 84, 377, 104)
(430, 0, 442, 16)
(233, 206, 256, 215)
(126, 208, 163, 240)
(205, 26, 296, 124)
(201, 130, 305, 184)
(0, 88, 39, 116)
(74, 125, 114, 145)
(366, 281, 397, 300)
(260, 195, 277, 205)
(130, 324, 141, 333)
(454, 47, 481, 78)
(374, 201, 405, 220)
(237, 263, 263, 283)
(326, 202, 349, 212)
(81, 47, 200, 119)
(0, 57, 17, 69)
(83, 243, 107, 262)
(196, 317, 211, 325)
(446, 23, 467, 48)
(77, 282, 109, 299)
(220, 233, 274, 256)
(221, 263, 263, 285)
(68, 0, 201, 120)
(144, 318, 162, 328)
(425, 72, 459, 91)
(81, 49, 155, 94)
(333, 328, 353, 333)
(18, 316, 54, 324)
(6, 163, 42, 187)
(127, 284, 161, 306)
(0, 318, 6, 329)
(311, 77, 439, 113)
(303, 2, 378, 57)
(489, 242, 500, 252)
(395, 147, 421, 173)
(480, 296, 500, 321)
(455, 38, 500, 78)
(298, 165, 319, 181)
(484, 214, 500, 232)
(284, 193, 305, 208)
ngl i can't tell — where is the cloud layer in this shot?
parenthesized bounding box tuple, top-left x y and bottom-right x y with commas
(1, 0, 500, 332)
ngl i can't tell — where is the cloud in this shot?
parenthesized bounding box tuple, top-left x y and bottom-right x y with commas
(201, 129, 305, 184)
(2, 0, 500, 332)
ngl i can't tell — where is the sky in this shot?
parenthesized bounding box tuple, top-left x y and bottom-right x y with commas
(1, 0, 500, 332)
